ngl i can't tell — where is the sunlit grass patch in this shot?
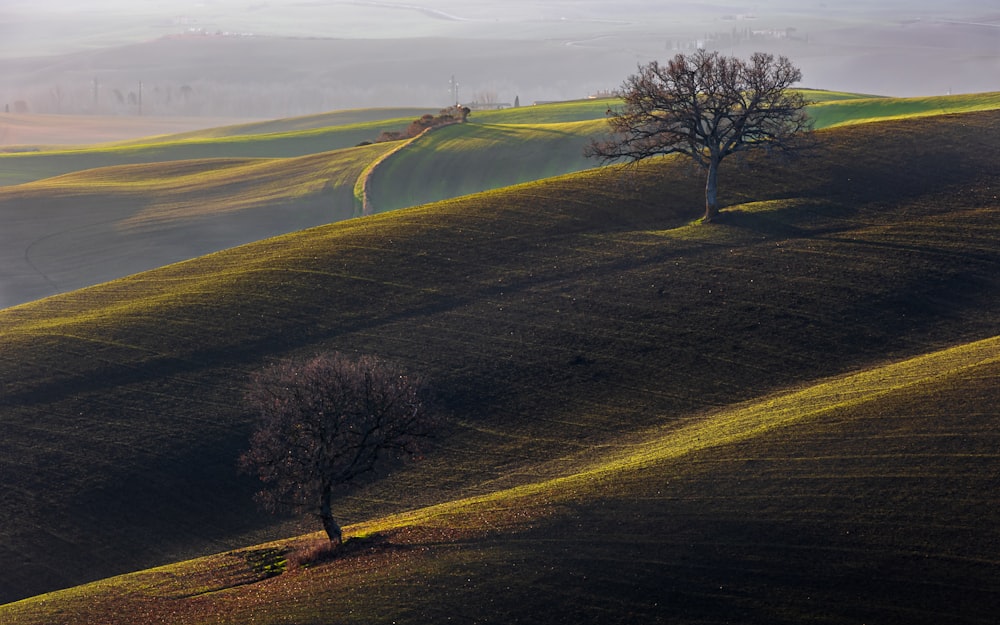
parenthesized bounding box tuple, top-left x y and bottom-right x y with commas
(0, 117, 414, 186)
(796, 88, 881, 102)
(114, 108, 439, 143)
(809, 91, 1000, 128)
(365, 120, 605, 212)
(357, 333, 1000, 531)
(470, 98, 617, 124)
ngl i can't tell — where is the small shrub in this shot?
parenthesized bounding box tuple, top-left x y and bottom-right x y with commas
(373, 106, 471, 143)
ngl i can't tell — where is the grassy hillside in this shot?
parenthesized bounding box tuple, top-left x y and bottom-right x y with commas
(365, 119, 605, 212)
(0, 113, 255, 149)
(363, 91, 1000, 212)
(5, 91, 1000, 188)
(136, 108, 440, 142)
(0, 110, 998, 618)
(0, 101, 604, 187)
(471, 98, 617, 124)
(468, 90, 1000, 129)
(0, 105, 616, 308)
(808, 91, 1000, 128)
(5, 335, 997, 624)
(0, 100, 649, 309)
(0, 143, 392, 307)
(0, 117, 415, 187)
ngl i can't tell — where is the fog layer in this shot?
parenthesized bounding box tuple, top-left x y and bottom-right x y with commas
(1, 1, 998, 118)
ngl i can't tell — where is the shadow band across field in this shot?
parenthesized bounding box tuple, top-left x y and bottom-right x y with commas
(4, 334, 998, 624)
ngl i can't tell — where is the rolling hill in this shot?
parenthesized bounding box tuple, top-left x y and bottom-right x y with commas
(0, 108, 998, 623)
(5, 335, 997, 624)
(807, 91, 1000, 129)
(0, 100, 621, 188)
(0, 142, 395, 307)
(364, 119, 605, 213)
(0, 115, 419, 187)
(0, 100, 621, 309)
(0, 113, 256, 149)
(5, 92, 999, 311)
(131, 108, 441, 142)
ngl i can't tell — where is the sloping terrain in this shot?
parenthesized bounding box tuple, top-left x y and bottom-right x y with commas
(0, 117, 416, 187)
(0, 100, 617, 309)
(0, 100, 616, 309)
(6, 91, 995, 186)
(364, 119, 604, 213)
(4, 336, 997, 624)
(808, 91, 1000, 128)
(0, 113, 254, 149)
(0, 110, 997, 616)
(363, 90, 1000, 213)
(4, 92, 999, 310)
(133, 108, 440, 142)
(0, 143, 394, 308)
(0, 100, 617, 187)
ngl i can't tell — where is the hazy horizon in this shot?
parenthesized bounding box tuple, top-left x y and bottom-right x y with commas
(1, 1, 998, 120)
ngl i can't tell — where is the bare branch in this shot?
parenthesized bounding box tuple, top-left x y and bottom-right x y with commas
(239, 351, 435, 543)
(586, 50, 812, 222)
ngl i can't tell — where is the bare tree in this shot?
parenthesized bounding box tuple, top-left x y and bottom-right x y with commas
(587, 50, 811, 222)
(239, 352, 433, 545)
(473, 89, 499, 107)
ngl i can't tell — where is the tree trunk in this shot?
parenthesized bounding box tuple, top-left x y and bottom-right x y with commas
(703, 159, 720, 223)
(319, 487, 343, 546)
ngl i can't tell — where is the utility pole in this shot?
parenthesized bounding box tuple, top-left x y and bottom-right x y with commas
(449, 75, 459, 106)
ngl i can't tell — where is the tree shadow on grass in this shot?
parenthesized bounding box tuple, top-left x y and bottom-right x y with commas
(286, 532, 411, 571)
(715, 200, 859, 239)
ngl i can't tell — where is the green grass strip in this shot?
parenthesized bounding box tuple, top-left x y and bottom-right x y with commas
(356, 334, 1000, 531)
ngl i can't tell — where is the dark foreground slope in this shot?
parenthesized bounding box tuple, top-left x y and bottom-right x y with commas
(0, 111, 998, 607)
(6, 336, 996, 624)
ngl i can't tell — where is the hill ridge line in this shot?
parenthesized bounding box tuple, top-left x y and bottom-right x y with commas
(354, 334, 1000, 533)
(353, 127, 434, 216)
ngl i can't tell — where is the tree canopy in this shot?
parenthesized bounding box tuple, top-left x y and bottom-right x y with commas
(239, 352, 433, 545)
(587, 50, 811, 222)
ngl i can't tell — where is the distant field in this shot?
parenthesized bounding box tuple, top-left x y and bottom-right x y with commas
(0, 110, 997, 619)
(471, 98, 616, 124)
(0, 143, 391, 306)
(0, 113, 257, 148)
(5, 90, 999, 185)
(0, 116, 417, 187)
(808, 91, 1000, 128)
(139, 108, 440, 142)
(4, 92, 1000, 311)
(365, 119, 605, 212)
